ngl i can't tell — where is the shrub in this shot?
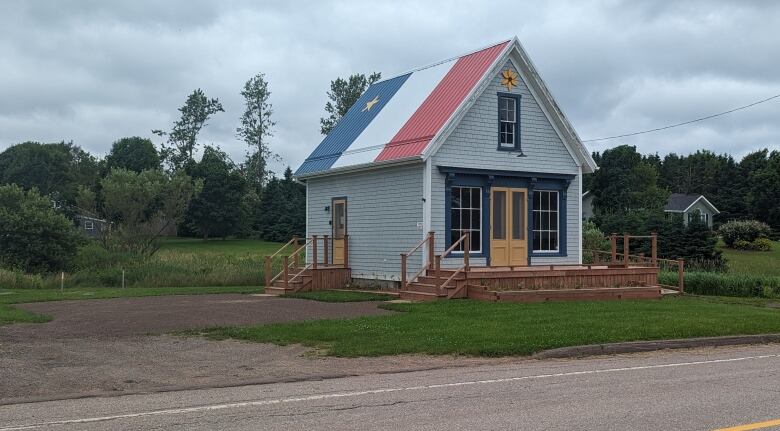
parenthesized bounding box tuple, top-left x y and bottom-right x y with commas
(0, 184, 86, 273)
(733, 239, 753, 250)
(752, 237, 773, 251)
(659, 271, 780, 298)
(582, 221, 610, 263)
(720, 220, 771, 247)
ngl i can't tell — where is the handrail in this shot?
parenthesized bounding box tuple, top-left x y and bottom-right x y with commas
(268, 237, 297, 259)
(440, 233, 468, 261)
(440, 265, 465, 296)
(400, 232, 435, 290)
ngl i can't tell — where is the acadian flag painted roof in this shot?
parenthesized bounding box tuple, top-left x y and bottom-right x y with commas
(296, 41, 511, 176)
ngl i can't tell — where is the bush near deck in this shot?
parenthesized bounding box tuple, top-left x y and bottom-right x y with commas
(198, 297, 780, 357)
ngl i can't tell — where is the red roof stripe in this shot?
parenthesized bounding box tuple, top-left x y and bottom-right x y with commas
(374, 41, 508, 162)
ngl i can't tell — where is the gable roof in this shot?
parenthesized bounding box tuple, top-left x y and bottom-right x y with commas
(664, 193, 720, 214)
(296, 37, 596, 178)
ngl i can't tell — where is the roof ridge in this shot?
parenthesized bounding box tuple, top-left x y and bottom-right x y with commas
(375, 39, 513, 83)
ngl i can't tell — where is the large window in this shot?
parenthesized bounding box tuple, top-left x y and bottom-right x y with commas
(499, 96, 517, 149)
(450, 186, 482, 252)
(532, 190, 559, 252)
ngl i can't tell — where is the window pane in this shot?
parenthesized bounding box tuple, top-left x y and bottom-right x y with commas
(451, 209, 461, 230)
(533, 231, 542, 250)
(471, 188, 480, 207)
(462, 188, 471, 208)
(451, 188, 461, 208)
(470, 231, 481, 252)
(512, 191, 524, 240)
(471, 208, 480, 229)
(550, 232, 558, 251)
(493, 191, 506, 240)
(550, 193, 558, 211)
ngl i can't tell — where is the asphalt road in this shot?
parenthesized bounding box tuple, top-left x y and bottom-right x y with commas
(2, 344, 780, 431)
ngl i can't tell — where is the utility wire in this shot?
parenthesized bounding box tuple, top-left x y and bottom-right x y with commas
(582, 93, 780, 143)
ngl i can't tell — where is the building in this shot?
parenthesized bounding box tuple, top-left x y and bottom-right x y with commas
(294, 37, 596, 286)
(664, 193, 719, 228)
(74, 214, 109, 239)
(582, 191, 594, 220)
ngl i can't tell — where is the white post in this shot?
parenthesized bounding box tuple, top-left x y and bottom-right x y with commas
(60, 272, 64, 292)
(122, 269, 125, 289)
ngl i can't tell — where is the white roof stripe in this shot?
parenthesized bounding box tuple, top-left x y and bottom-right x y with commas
(330, 146, 384, 169)
(339, 59, 456, 158)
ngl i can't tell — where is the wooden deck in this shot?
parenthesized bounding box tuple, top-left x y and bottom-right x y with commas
(400, 265, 664, 302)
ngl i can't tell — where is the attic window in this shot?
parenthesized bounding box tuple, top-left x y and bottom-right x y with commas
(498, 94, 520, 150)
(84, 220, 94, 230)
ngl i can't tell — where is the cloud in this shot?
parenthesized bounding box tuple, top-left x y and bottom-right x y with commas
(0, 0, 778, 174)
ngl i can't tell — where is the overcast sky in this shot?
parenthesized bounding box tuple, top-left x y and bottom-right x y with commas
(1, 0, 779, 174)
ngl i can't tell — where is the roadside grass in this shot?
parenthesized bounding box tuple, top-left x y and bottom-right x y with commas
(197, 296, 780, 357)
(720, 240, 780, 276)
(283, 290, 395, 302)
(0, 286, 264, 325)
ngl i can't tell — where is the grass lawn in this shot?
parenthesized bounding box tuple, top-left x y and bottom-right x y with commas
(283, 290, 396, 302)
(0, 286, 264, 325)
(720, 240, 780, 276)
(198, 296, 780, 357)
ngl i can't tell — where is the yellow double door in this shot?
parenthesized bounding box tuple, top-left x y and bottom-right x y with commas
(489, 187, 528, 267)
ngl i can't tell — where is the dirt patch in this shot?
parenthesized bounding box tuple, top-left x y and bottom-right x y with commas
(0, 294, 504, 403)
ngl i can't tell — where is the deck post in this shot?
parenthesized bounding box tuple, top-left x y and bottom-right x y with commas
(263, 256, 271, 287)
(400, 253, 407, 290)
(464, 234, 470, 272)
(651, 232, 658, 267)
(435, 255, 441, 272)
(678, 259, 685, 294)
(343, 234, 349, 268)
(623, 233, 630, 268)
(428, 231, 435, 269)
(292, 235, 300, 269)
(323, 234, 329, 266)
(312, 235, 318, 270)
(610, 234, 617, 263)
(283, 255, 289, 289)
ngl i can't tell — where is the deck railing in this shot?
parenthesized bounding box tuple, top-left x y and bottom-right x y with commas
(400, 231, 435, 290)
(264, 234, 349, 288)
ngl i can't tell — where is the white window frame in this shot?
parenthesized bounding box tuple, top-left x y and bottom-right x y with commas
(84, 220, 94, 230)
(450, 186, 482, 254)
(498, 96, 517, 148)
(532, 190, 560, 253)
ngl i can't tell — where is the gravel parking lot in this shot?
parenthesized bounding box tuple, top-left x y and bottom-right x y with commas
(0, 294, 500, 404)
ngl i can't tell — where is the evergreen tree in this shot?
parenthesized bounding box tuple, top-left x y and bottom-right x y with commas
(184, 147, 246, 239)
(156, 89, 224, 171)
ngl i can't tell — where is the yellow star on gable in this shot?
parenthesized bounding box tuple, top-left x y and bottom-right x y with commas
(501, 68, 519, 92)
(362, 95, 379, 112)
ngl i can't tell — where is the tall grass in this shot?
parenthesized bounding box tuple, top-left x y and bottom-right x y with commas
(660, 271, 780, 298)
(0, 241, 289, 289)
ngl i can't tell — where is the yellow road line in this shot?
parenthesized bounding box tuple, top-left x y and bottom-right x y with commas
(715, 418, 780, 431)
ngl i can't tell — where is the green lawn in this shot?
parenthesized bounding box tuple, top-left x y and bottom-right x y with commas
(0, 286, 264, 325)
(283, 290, 396, 302)
(197, 296, 780, 357)
(720, 240, 780, 276)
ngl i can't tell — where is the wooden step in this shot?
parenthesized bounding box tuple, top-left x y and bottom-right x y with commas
(399, 290, 444, 301)
(416, 275, 463, 285)
(405, 282, 441, 295)
(265, 286, 292, 296)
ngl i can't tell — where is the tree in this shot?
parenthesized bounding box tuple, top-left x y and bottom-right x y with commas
(256, 167, 305, 242)
(237, 73, 276, 189)
(590, 145, 668, 214)
(0, 141, 99, 208)
(105, 137, 160, 173)
(320, 72, 381, 135)
(0, 184, 85, 272)
(156, 89, 224, 170)
(184, 147, 247, 239)
(747, 151, 780, 231)
(101, 169, 201, 254)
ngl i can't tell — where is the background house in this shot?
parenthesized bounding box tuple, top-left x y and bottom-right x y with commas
(582, 191, 594, 220)
(74, 214, 109, 239)
(664, 193, 719, 228)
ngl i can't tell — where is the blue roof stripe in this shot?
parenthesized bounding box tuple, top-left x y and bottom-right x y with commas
(296, 73, 411, 176)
